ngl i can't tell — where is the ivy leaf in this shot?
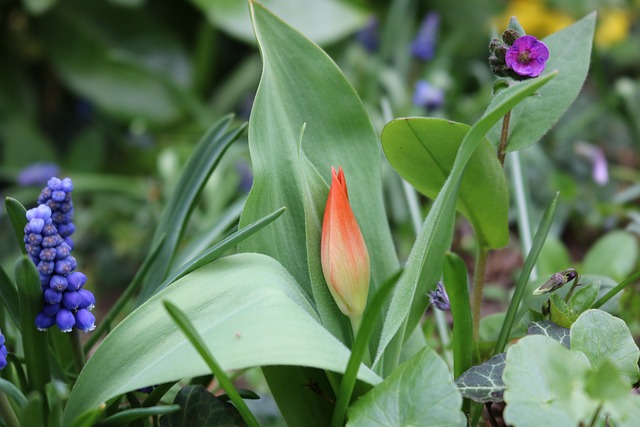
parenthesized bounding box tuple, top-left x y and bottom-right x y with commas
(347, 348, 466, 426)
(527, 320, 570, 348)
(160, 385, 246, 427)
(571, 309, 640, 386)
(455, 353, 506, 403)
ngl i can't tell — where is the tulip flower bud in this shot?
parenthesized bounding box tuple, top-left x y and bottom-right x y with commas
(321, 167, 370, 333)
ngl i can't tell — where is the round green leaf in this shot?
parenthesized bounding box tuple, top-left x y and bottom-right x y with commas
(62, 254, 380, 426)
(503, 335, 597, 427)
(571, 309, 640, 386)
(382, 118, 509, 248)
(582, 231, 639, 281)
(347, 348, 466, 426)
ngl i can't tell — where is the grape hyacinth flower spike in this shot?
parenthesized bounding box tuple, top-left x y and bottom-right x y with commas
(24, 177, 96, 333)
(0, 330, 7, 370)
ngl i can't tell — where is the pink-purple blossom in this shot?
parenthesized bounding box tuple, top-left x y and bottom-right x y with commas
(505, 35, 549, 77)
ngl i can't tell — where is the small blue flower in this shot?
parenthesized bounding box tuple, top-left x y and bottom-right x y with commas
(17, 163, 61, 187)
(356, 17, 380, 53)
(25, 177, 97, 333)
(410, 12, 440, 61)
(0, 330, 7, 370)
(428, 282, 451, 311)
(412, 80, 444, 110)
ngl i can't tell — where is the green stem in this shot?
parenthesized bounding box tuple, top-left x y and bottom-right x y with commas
(472, 244, 489, 343)
(70, 329, 86, 372)
(497, 111, 512, 166)
(0, 393, 20, 427)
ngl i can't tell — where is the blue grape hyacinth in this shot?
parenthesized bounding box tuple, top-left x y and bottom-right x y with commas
(24, 177, 96, 333)
(0, 330, 7, 370)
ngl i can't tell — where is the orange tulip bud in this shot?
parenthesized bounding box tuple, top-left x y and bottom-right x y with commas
(321, 166, 370, 329)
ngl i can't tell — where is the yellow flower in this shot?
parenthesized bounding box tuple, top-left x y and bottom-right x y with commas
(596, 9, 632, 48)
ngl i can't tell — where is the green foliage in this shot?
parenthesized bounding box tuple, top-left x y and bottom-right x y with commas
(582, 231, 639, 281)
(193, 0, 368, 45)
(527, 320, 570, 348)
(455, 353, 507, 403)
(381, 118, 509, 248)
(62, 254, 380, 425)
(486, 13, 596, 151)
(347, 348, 466, 426)
(159, 386, 244, 427)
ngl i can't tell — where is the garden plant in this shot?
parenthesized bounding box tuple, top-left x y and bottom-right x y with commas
(1, 0, 639, 426)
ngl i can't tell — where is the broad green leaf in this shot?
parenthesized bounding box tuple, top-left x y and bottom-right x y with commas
(377, 73, 556, 372)
(571, 309, 640, 385)
(503, 335, 597, 427)
(455, 353, 506, 403)
(382, 118, 508, 248)
(159, 386, 243, 427)
(240, 0, 397, 302)
(527, 320, 570, 348)
(0, 378, 28, 407)
(568, 284, 599, 314)
(62, 254, 380, 426)
(138, 116, 246, 301)
(347, 348, 466, 426)
(582, 231, 638, 281)
(586, 361, 640, 427)
(486, 13, 596, 151)
(193, 0, 368, 45)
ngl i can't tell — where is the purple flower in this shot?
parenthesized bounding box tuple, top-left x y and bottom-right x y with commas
(356, 17, 380, 53)
(410, 12, 440, 61)
(505, 35, 549, 77)
(17, 163, 61, 187)
(575, 142, 609, 186)
(75, 309, 96, 333)
(0, 330, 7, 370)
(428, 282, 450, 311)
(412, 80, 444, 110)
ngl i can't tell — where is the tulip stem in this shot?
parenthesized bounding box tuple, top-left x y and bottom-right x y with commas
(472, 244, 489, 343)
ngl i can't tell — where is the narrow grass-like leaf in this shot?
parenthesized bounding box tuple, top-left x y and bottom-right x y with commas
(4, 197, 27, 254)
(592, 271, 640, 309)
(154, 206, 286, 295)
(68, 407, 106, 427)
(164, 301, 259, 427)
(94, 405, 180, 427)
(20, 392, 44, 427)
(0, 266, 20, 327)
(377, 73, 557, 372)
(138, 115, 247, 301)
(331, 271, 401, 427)
(443, 252, 473, 380)
(494, 192, 559, 354)
(15, 256, 50, 395)
(0, 379, 27, 407)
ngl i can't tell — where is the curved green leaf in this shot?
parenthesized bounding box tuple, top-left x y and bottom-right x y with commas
(486, 13, 596, 151)
(193, 0, 368, 45)
(347, 348, 466, 426)
(571, 309, 640, 386)
(582, 230, 639, 281)
(62, 254, 380, 426)
(382, 118, 508, 248)
(455, 353, 506, 403)
(159, 386, 241, 427)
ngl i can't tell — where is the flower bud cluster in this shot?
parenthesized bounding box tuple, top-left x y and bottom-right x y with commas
(0, 330, 7, 370)
(23, 177, 96, 333)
